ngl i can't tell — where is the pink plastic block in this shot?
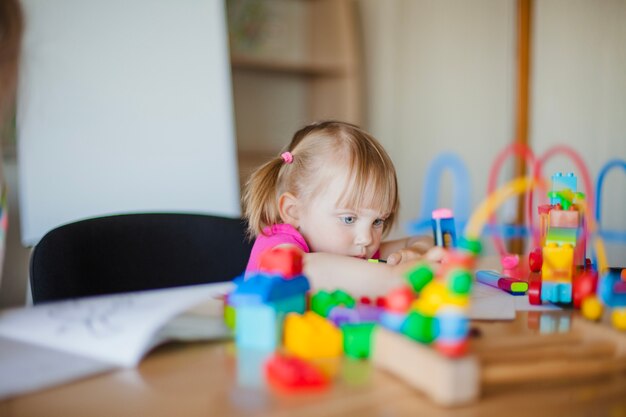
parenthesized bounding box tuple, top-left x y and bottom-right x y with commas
(431, 208, 453, 219)
(549, 209, 579, 229)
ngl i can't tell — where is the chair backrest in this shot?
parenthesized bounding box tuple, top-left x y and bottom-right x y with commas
(30, 213, 253, 304)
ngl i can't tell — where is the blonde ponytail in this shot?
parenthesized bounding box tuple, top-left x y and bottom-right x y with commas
(242, 156, 284, 238)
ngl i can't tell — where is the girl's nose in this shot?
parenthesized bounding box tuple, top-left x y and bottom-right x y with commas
(355, 227, 372, 247)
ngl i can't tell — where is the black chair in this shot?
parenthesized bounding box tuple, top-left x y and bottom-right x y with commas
(30, 213, 253, 304)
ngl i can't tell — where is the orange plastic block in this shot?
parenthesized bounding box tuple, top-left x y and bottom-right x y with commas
(284, 312, 343, 360)
(542, 243, 573, 282)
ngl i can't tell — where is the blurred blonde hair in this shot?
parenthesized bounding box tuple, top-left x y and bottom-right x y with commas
(242, 120, 399, 239)
(0, 0, 23, 124)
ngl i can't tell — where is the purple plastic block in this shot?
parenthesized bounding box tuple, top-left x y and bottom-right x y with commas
(328, 306, 359, 327)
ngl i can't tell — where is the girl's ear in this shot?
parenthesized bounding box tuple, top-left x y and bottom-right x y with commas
(278, 192, 300, 227)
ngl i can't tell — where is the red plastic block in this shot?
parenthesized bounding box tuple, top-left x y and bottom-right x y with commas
(528, 280, 542, 305)
(385, 286, 415, 313)
(259, 246, 303, 278)
(529, 247, 543, 272)
(573, 270, 598, 309)
(265, 354, 328, 392)
(435, 339, 469, 358)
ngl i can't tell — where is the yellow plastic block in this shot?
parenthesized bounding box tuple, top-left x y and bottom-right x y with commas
(411, 281, 448, 316)
(611, 309, 626, 331)
(284, 312, 343, 359)
(581, 296, 603, 321)
(541, 243, 573, 282)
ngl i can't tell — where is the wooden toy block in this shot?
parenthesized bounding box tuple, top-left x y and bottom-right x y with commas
(373, 315, 626, 407)
(372, 327, 479, 406)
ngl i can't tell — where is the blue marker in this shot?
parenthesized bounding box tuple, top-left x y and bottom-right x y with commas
(475, 270, 528, 295)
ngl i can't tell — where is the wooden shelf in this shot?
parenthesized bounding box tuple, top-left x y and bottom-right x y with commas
(231, 54, 345, 77)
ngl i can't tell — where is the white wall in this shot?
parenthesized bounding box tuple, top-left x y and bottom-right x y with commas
(359, 0, 516, 248)
(532, 0, 626, 263)
(17, 0, 240, 247)
(359, 0, 626, 263)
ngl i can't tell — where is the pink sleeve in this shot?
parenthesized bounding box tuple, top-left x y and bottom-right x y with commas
(245, 224, 309, 273)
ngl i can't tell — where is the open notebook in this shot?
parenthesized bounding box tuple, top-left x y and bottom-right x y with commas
(0, 282, 234, 400)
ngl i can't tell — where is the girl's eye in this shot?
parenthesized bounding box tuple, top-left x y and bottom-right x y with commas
(341, 216, 356, 225)
(373, 218, 385, 227)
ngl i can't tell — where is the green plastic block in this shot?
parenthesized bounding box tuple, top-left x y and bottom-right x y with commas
(448, 269, 472, 295)
(342, 323, 376, 359)
(332, 290, 356, 308)
(401, 311, 438, 344)
(224, 304, 236, 330)
(458, 237, 482, 255)
(311, 290, 334, 317)
(405, 264, 434, 292)
(311, 290, 356, 317)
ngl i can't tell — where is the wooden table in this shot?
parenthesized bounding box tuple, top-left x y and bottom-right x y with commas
(2, 311, 626, 417)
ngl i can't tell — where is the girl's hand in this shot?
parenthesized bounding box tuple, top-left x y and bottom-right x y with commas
(385, 236, 435, 265)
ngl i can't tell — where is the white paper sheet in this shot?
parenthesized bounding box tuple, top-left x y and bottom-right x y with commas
(0, 282, 233, 368)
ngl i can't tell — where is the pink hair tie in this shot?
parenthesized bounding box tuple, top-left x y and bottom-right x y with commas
(281, 151, 294, 164)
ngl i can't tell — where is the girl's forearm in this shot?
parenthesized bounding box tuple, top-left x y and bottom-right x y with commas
(303, 252, 405, 297)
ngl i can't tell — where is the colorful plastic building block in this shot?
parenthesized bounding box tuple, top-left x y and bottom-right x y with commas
(230, 272, 310, 350)
(549, 209, 579, 229)
(541, 281, 572, 304)
(259, 246, 303, 279)
(284, 312, 343, 359)
(529, 247, 543, 272)
(265, 354, 328, 392)
(384, 286, 415, 313)
(401, 310, 438, 344)
(541, 243, 574, 282)
(229, 273, 310, 306)
(310, 290, 355, 317)
(342, 323, 376, 359)
(432, 208, 457, 247)
(404, 263, 434, 292)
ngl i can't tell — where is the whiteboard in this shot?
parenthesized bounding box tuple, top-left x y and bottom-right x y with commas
(17, 0, 240, 246)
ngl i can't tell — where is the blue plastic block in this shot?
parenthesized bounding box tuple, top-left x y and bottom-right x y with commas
(599, 268, 626, 307)
(235, 294, 306, 350)
(541, 281, 572, 304)
(229, 273, 310, 306)
(236, 347, 273, 388)
(431, 216, 457, 248)
(379, 311, 406, 332)
(550, 172, 577, 205)
(435, 310, 469, 340)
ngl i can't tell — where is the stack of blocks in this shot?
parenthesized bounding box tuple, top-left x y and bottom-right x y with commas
(229, 247, 310, 350)
(540, 172, 585, 304)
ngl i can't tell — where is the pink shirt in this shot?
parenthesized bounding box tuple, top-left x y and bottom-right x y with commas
(245, 223, 381, 273)
(246, 224, 309, 273)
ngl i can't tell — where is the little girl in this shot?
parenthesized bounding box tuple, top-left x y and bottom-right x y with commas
(243, 120, 440, 296)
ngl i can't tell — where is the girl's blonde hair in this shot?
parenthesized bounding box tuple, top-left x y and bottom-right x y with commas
(243, 120, 399, 238)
